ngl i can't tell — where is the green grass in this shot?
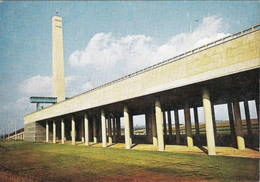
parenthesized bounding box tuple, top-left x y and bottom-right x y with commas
(0, 140, 259, 181)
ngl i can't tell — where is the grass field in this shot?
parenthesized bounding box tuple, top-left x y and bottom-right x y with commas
(0, 140, 259, 182)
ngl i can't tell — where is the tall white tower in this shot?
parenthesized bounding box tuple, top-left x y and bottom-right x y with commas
(52, 15, 66, 102)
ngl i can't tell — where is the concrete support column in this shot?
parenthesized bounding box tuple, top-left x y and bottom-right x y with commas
(193, 107, 200, 142)
(202, 88, 216, 155)
(184, 103, 193, 147)
(167, 111, 173, 144)
(112, 117, 116, 142)
(46, 121, 49, 142)
(163, 112, 167, 136)
(53, 121, 56, 144)
(227, 102, 236, 146)
(151, 108, 158, 146)
(244, 100, 252, 136)
(155, 97, 165, 151)
(81, 119, 84, 143)
(145, 113, 149, 136)
(71, 116, 76, 145)
(148, 113, 153, 143)
(84, 113, 89, 146)
(130, 115, 134, 145)
(93, 116, 97, 143)
(61, 119, 65, 144)
(124, 105, 131, 149)
(116, 117, 121, 141)
(211, 105, 217, 141)
(233, 100, 245, 149)
(256, 98, 259, 120)
(101, 110, 107, 147)
(108, 116, 113, 144)
(174, 109, 181, 144)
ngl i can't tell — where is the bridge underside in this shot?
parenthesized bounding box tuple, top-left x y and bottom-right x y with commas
(25, 68, 259, 154)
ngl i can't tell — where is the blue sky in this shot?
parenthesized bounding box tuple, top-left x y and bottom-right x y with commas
(0, 1, 259, 135)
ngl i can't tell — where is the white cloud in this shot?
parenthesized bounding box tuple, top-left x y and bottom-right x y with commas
(19, 75, 52, 96)
(69, 16, 230, 72)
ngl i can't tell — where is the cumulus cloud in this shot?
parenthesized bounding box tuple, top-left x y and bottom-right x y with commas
(19, 75, 52, 96)
(69, 16, 230, 72)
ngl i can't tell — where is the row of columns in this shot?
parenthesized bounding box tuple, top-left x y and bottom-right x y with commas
(46, 87, 255, 155)
(7, 133, 24, 140)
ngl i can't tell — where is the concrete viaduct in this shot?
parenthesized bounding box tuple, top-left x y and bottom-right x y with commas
(24, 16, 260, 155)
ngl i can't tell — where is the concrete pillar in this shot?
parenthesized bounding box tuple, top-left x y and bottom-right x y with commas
(61, 119, 65, 144)
(71, 116, 76, 145)
(151, 108, 158, 146)
(167, 111, 173, 144)
(84, 113, 89, 146)
(81, 119, 84, 143)
(244, 100, 252, 136)
(108, 116, 113, 144)
(101, 110, 107, 147)
(256, 98, 259, 120)
(184, 103, 193, 147)
(227, 102, 236, 146)
(130, 115, 134, 145)
(53, 121, 56, 144)
(148, 113, 153, 143)
(174, 109, 181, 144)
(202, 88, 216, 155)
(155, 97, 165, 151)
(112, 117, 116, 142)
(145, 113, 149, 136)
(124, 105, 131, 149)
(46, 121, 49, 142)
(116, 117, 121, 141)
(93, 116, 97, 143)
(163, 112, 167, 135)
(211, 104, 217, 141)
(233, 100, 245, 149)
(193, 107, 200, 142)
(52, 16, 65, 102)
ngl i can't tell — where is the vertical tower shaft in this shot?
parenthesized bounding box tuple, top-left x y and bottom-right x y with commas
(52, 16, 65, 102)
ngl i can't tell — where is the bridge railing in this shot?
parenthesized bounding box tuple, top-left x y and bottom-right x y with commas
(68, 24, 260, 99)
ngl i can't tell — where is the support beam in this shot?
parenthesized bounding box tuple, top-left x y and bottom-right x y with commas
(93, 116, 97, 143)
(130, 115, 134, 145)
(244, 100, 252, 137)
(167, 111, 173, 144)
(151, 107, 158, 146)
(61, 119, 65, 144)
(233, 100, 245, 149)
(116, 116, 121, 141)
(46, 121, 49, 143)
(211, 104, 217, 141)
(193, 107, 200, 143)
(112, 117, 116, 142)
(71, 116, 75, 145)
(184, 103, 193, 147)
(81, 119, 84, 143)
(202, 88, 216, 155)
(108, 116, 113, 144)
(163, 112, 167, 136)
(124, 105, 131, 149)
(174, 109, 181, 144)
(227, 102, 236, 146)
(155, 97, 165, 151)
(148, 113, 153, 143)
(101, 110, 107, 147)
(53, 120, 56, 144)
(84, 113, 89, 146)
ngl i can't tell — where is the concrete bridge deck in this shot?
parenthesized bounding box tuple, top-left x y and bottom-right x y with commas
(24, 23, 260, 156)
